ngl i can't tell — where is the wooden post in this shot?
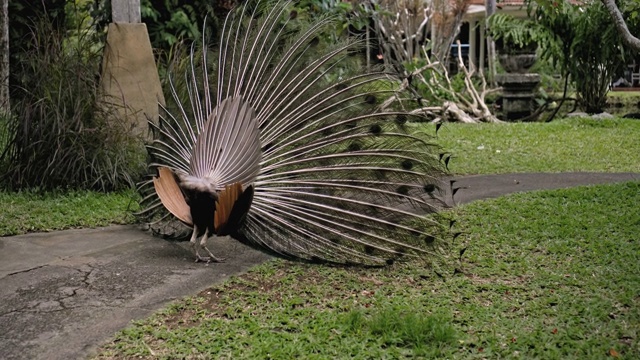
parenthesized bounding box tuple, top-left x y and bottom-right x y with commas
(111, 0, 141, 23)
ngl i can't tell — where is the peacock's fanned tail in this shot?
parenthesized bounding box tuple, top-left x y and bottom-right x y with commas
(140, 0, 449, 265)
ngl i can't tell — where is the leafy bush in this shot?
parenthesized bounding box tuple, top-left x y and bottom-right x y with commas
(0, 17, 146, 191)
(529, 0, 631, 114)
(487, 13, 547, 54)
(570, 3, 626, 113)
(141, 0, 217, 51)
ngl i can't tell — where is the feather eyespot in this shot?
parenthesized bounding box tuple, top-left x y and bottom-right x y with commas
(347, 142, 362, 152)
(424, 235, 435, 245)
(322, 127, 335, 136)
(364, 95, 377, 104)
(396, 185, 409, 195)
(423, 184, 436, 193)
(369, 124, 382, 135)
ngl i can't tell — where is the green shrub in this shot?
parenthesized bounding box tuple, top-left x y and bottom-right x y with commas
(0, 17, 146, 191)
(529, 0, 632, 114)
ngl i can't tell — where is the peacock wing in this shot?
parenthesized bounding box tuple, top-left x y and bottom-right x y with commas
(152, 167, 193, 226)
(214, 183, 254, 236)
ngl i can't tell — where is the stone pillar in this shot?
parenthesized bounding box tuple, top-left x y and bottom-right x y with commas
(496, 73, 541, 121)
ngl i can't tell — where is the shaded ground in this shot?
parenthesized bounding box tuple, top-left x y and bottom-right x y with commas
(0, 172, 638, 360)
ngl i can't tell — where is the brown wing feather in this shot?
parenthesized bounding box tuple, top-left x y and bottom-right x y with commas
(153, 167, 193, 225)
(214, 182, 243, 233)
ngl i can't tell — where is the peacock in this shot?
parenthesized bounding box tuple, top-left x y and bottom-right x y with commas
(139, 0, 449, 266)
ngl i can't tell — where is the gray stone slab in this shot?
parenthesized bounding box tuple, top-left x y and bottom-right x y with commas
(0, 226, 271, 360)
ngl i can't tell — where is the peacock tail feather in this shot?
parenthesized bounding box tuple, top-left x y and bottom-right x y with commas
(138, 0, 450, 266)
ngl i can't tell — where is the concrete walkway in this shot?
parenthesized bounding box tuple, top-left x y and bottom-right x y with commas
(442, 172, 640, 205)
(0, 172, 638, 360)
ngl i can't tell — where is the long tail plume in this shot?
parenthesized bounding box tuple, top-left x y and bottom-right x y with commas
(139, 0, 449, 265)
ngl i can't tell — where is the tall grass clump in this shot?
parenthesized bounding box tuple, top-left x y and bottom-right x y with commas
(0, 17, 146, 191)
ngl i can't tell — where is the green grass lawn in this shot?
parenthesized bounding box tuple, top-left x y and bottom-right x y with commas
(432, 117, 640, 175)
(608, 90, 640, 99)
(0, 189, 138, 236)
(1, 115, 638, 358)
(95, 181, 640, 359)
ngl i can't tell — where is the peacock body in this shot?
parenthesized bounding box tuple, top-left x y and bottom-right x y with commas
(140, 0, 449, 266)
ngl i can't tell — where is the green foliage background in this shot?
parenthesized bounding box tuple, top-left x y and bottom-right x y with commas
(527, 0, 637, 113)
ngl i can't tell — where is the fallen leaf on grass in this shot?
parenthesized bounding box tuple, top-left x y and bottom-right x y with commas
(609, 348, 620, 357)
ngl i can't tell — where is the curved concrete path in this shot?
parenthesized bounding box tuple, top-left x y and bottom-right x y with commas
(0, 172, 638, 360)
(442, 172, 640, 206)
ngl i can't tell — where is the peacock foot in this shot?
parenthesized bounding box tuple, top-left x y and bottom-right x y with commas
(189, 227, 225, 263)
(197, 245, 226, 263)
(194, 252, 226, 263)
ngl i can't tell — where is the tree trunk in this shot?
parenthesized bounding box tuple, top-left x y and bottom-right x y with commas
(431, 0, 470, 63)
(601, 0, 640, 53)
(0, 0, 9, 114)
(485, 0, 497, 86)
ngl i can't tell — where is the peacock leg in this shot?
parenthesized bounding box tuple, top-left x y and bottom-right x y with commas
(199, 231, 225, 263)
(188, 225, 197, 249)
(189, 225, 210, 263)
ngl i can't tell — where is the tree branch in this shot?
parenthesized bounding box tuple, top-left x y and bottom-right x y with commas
(601, 0, 640, 52)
